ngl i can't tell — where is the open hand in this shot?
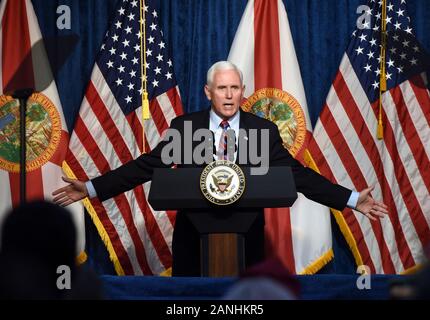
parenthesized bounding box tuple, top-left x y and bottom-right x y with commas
(356, 186, 389, 221)
(52, 176, 88, 207)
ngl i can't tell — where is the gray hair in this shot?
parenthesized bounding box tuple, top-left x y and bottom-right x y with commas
(206, 61, 243, 87)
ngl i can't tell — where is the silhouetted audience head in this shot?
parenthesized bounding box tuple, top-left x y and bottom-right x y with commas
(223, 257, 300, 300)
(1, 201, 76, 269)
(0, 200, 102, 299)
(389, 244, 430, 300)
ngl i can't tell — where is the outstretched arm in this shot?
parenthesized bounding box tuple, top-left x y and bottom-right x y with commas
(355, 186, 389, 220)
(52, 176, 89, 207)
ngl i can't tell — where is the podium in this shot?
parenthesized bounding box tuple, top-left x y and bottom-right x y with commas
(148, 166, 297, 277)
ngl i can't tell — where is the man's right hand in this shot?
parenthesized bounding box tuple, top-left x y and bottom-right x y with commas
(52, 176, 88, 207)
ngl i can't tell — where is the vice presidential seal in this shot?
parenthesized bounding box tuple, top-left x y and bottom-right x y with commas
(200, 160, 245, 205)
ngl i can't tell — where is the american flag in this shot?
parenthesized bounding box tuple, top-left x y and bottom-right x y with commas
(310, 0, 430, 273)
(66, 0, 183, 275)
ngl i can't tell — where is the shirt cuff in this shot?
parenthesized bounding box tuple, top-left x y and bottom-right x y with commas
(85, 180, 97, 199)
(347, 191, 359, 209)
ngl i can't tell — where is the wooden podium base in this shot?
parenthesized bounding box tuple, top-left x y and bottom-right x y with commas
(200, 233, 245, 277)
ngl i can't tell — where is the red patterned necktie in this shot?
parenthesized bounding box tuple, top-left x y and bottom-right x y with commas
(217, 120, 230, 160)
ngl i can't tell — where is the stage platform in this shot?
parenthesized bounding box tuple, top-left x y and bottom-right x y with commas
(100, 274, 405, 300)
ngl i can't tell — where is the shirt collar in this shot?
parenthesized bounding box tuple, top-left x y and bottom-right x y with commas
(209, 108, 240, 131)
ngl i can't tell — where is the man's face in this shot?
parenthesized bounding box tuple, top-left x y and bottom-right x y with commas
(204, 69, 245, 120)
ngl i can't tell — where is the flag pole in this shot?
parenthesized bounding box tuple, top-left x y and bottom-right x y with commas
(377, 0, 387, 140)
(140, 0, 150, 153)
(12, 89, 34, 205)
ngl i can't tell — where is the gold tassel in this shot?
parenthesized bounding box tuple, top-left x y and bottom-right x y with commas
(140, 0, 149, 152)
(142, 91, 150, 119)
(377, 0, 387, 140)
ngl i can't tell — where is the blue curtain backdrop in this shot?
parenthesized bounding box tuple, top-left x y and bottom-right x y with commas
(28, 0, 430, 274)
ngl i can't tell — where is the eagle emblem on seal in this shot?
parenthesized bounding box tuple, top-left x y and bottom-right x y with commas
(210, 170, 234, 194)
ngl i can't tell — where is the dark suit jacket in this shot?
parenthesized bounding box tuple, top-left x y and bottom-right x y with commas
(92, 108, 352, 275)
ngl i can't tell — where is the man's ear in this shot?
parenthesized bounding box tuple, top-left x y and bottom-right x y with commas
(204, 85, 211, 100)
(240, 84, 245, 100)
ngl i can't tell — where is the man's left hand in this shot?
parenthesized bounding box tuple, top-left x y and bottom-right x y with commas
(356, 186, 389, 220)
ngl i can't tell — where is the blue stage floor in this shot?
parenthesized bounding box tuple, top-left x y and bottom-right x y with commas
(100, 274, 405, 300)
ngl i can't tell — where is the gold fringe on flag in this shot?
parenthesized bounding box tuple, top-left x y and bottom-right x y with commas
(76, 251, 88, 265)
(377, 0, 387, 140)
(299, 249, 334, 275)
(62, 161, 126, 275)
(60, 160, 89, 266)
(159, 267, 172, 277)
(303, 149, 364, 269)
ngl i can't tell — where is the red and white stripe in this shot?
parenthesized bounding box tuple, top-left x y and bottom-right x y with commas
(310, 53, 430, 273)
(229, 0, 332, 274)
(0, 0, 84, 253)
(68, 64, 182, 275)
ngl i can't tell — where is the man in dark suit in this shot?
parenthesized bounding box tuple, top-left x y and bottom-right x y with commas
(53, 61, 388, 276)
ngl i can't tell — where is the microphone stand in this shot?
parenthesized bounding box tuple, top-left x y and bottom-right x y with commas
(12, 89, 34, 205)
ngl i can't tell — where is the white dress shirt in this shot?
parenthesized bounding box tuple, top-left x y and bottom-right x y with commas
(209, 109, 240, 162)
